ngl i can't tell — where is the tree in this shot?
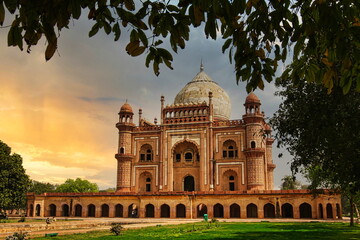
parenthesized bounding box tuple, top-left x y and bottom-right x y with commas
(0, 0, 359, 93)
(280, 175, 301, 190)
(0, 140, 30, 211)
(271, 81, 360, 226)
(55, 178, 99, 193)
(28, 180, 57, 195)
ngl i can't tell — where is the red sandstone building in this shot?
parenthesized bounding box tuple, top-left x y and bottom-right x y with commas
(27, 66, 341, 219)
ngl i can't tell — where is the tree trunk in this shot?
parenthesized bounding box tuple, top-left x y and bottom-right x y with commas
(350, 196, 354, 227)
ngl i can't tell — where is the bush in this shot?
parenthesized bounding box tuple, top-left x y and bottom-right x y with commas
(210, 218, 218, 223)
(110, 223, 123, 236)
(5, 231, 28, 240)
(18, 216, 26, 222)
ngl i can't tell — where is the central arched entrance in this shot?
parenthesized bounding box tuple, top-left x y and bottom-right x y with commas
(184, 175, 195, 191)
(172, 140, 200, 191)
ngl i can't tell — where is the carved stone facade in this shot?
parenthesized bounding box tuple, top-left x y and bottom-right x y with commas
(116, 68, 275, 193)
(26, 66, 341, 219)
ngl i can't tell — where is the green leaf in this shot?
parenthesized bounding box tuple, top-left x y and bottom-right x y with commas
(70, 0, 82, 19)
(138, 29, 148, 47)
(222, 38, 232, 53)
(136, 19, 148, 30)
(158, 48, 173, 61)
(193, 5, 204, 26)
(130, 29, 138, 42)
(342, 78, 352, 94)
(145, 51, 154, 67)
(154, 40, 163, 46)
(7, 27, 14, 46)
(153, 61, 160, 76)
(89, 23, 99, 37)
(113, 22, 121, 41)
(167, 5, 178, 12)
(103, 21, 111, 35)
(163, 57, 173, 70)
(45, 40, 57, 61)
(130, 46, 146, 56)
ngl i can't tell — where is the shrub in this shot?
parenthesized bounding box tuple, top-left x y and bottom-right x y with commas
(5, 231, 28, 240)
(210, 218, 218, 223)
(110, 223, 123, 236)
(18, 216, 26, 222)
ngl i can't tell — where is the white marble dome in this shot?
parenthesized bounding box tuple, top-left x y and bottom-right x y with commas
(174, 66, 231, 120)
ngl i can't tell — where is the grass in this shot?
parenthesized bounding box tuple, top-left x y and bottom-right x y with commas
(31, 222, 360, 240)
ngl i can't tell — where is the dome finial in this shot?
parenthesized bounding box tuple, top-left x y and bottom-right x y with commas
(200, 58, 204, 72)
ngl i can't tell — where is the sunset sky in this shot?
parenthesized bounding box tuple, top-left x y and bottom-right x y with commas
(0, 16, 296, 189)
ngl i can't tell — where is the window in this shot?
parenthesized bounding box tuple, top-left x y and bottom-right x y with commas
(120, 147, 124, 154)
(229, 176, 235, 191)
(146, 178, 151, 192)
(228, 146, 234, 158)
(146, 149, 152, 161)
(222, 140, 238, 159)
(251, 141, 256, 148)
(185, 152, 193, 162)
(175, 154, 181, 162)
(139, 144, 153, 162)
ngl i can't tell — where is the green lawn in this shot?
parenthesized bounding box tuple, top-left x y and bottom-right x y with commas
(31, 222, 360, 240)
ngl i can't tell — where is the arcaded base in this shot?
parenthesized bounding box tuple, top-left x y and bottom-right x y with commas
(26, 189, 341, 220)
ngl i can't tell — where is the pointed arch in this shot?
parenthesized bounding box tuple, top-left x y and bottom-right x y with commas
(49, 204, 56, 217)
(281, 203, 293, 218)
(35, 204, 41, 217)
(161, 204, 170, 218)
(183, 175, 195, 191)
(213, 203, 224, 218)
(139, 144, 153, 162)
(264, 203, 275, 218)
(74, 204, 82, 217)
(326, 203, 333, 218)
(299, 203, 312, 218)
(115, 204, 123, 217)
(246, 203, 258, 218)
(101, 204, 109, 217)
(138, 171, 153, 192)
(87, 204, 96, 217)
(222, 139, 238, 158)
(62, 204, 69, 217)
(128, 204, 138, 218)
(176, 204, 186, 218)
(145, 204, 155, 217)
(222, 169, 237, 191)
(172, 139, 200, 154)
(29, 204, 34, 217)
(197, 204, 208, 218)
(230, 203, 241, 218)
(319, 203, 324, 218)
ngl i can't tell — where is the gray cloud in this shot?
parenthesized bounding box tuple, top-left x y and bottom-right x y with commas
(0, 14, 299, 189)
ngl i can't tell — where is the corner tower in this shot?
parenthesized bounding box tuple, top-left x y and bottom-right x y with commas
(115, 102, 135, 192)
(243, 93, 267, 190)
